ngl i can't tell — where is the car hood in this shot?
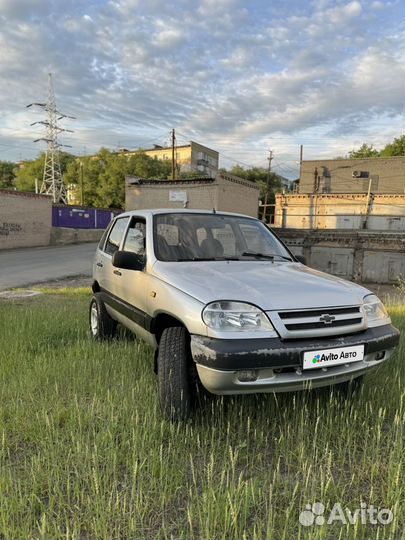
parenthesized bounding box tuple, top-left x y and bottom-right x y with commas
(152, 260, 370, 310)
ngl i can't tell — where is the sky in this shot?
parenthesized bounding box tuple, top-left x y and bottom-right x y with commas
(0, 0, 404, 179)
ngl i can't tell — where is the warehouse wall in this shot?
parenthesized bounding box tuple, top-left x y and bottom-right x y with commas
(276, 228, 405, 284)
(274, 193, 405, 230)
(216, 175, 260, 217)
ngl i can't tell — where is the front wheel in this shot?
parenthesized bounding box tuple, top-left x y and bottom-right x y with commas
(157, 326, 192, 421)
(89, 293, 117, 340)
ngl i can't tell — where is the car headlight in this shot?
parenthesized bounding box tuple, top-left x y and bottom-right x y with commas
(202, 301, 276, 333)
(363, 294, 390, 326)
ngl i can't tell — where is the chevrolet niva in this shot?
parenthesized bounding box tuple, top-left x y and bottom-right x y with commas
(90, 209, 400, 419)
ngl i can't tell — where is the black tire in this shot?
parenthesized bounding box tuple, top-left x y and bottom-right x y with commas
(89, 293, 117, 341)
(157, 326, 191, 421)
(335, 375, 364, 397)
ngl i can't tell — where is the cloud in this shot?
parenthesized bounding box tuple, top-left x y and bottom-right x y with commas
(0, 0, 403, 174)
(152, 26, 186, 48)
(0, 0, 51, 19)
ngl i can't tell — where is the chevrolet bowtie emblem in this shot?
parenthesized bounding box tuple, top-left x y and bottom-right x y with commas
(319, 314, 336, 325)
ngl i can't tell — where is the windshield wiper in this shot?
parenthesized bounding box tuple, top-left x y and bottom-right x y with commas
(241, 251, 292, 261)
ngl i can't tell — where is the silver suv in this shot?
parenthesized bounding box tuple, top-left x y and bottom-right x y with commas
(90, 209, 399, 419)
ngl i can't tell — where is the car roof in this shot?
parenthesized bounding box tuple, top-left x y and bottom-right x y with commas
(115, 208, 257, 219)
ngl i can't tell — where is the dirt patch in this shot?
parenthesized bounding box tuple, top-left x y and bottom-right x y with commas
(0, 290, 43, 299)
(31, 274, 92, 290)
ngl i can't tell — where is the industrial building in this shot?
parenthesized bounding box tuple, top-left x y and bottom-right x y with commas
(298, 156, 405, 194)
(272, 155, 405, 284)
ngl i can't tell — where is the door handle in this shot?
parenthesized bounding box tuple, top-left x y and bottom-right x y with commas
(96, 262, 103, 268)
(113, 269, 122, 276)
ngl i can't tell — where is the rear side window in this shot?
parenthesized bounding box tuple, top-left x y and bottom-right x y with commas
(104, 217, 130, 256)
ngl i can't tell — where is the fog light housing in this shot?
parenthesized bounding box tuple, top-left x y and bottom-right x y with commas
(238, 370, 258, 382)
(375, 351, 385, 361)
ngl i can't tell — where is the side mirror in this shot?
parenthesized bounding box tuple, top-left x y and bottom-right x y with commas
(295, 254, 307, 265)
(112, 250, 144, 271)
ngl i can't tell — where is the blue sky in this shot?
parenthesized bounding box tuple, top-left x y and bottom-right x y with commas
(0, 0, 403, 178)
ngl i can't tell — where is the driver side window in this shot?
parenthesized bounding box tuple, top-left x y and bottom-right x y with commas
(104, 217, 130, 256)
(123, 218, 146, 256)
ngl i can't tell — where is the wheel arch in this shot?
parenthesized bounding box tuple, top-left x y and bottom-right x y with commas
(153, 312, 187, 344)
(92, 280, 101, 293)
(152, 312, 189, 374)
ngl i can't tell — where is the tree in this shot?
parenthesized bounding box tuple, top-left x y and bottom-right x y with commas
(380, 135, 405, 157)
(14, 153, 45, 192)
(0, 161, 17, 189)
(64, 149, 172, 208)
(348, 143, 379, 158)
(14, 152, 76, 192)
(341, 135, 405, 159)
(226, 164, 282, 202)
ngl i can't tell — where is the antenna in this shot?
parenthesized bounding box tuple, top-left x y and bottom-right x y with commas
(27, 73, 75, 203)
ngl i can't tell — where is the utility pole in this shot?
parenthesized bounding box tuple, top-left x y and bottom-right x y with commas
(363, 177, 373, 230)
(262, 150, 273, 222)
(80, 161, 84, 206)
(171, 128, 176, 181)
(27, 73, 75, 203)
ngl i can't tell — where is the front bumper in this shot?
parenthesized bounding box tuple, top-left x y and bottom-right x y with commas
(190, 324, 400, 395)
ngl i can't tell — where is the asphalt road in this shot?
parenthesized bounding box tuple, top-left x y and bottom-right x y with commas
(0, 243, 98, 290)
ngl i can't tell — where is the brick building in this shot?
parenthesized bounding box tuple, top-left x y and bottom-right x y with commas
(123, 141, 219, 178)
(125, 173, 260, 217)
(299, 156, 405, 194)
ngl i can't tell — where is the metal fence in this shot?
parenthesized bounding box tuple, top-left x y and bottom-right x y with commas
(52, 205, 121, 229)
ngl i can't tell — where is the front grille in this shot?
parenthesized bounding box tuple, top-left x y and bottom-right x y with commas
(279, 306, 360, 319)
(276, 306, 364, 337)
(285, 317, 363, 331)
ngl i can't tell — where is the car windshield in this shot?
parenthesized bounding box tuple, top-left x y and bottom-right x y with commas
(153, 213, 293, 262)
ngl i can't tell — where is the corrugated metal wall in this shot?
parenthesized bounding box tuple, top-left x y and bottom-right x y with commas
(52, 206, 121, 229)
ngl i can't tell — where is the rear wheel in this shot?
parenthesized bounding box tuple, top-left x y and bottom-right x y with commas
(89, 293, 117, 340)
(157, 326, 192, 421)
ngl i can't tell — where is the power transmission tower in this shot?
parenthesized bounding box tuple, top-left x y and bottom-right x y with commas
(27, 73, 75, 203)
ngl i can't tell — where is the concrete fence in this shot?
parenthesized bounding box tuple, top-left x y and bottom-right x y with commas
(0, 190, 114, 250)
(0, 190, 52, 250)
(50, 227, 104, 246)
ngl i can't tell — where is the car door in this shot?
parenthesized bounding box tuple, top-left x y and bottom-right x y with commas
(113, 216, 150, 330)
(97, 216, 130, 297)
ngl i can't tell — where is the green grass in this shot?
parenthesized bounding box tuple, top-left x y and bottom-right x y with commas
(0, 290, 404, 539)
